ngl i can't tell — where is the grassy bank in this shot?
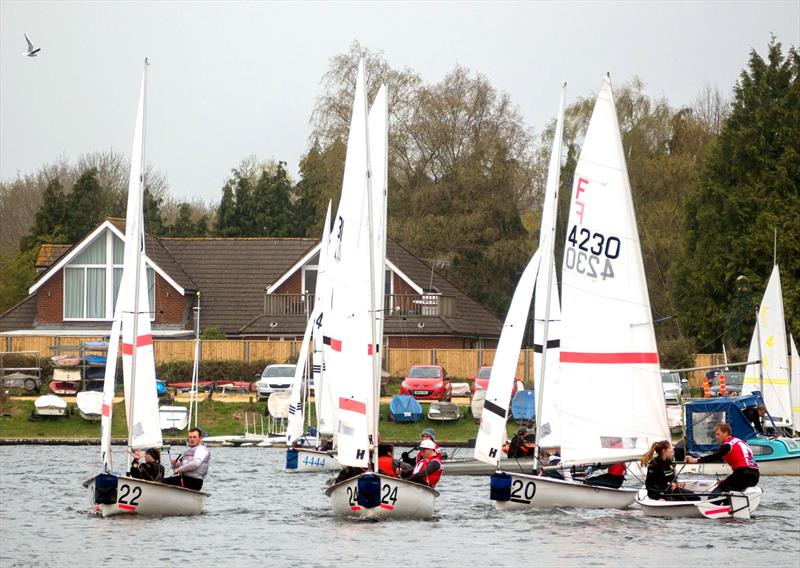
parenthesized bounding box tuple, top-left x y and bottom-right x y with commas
(0, 397, 524, 444)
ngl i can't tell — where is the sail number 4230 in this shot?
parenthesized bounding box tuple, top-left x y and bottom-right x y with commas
(564, 225, 620, 280)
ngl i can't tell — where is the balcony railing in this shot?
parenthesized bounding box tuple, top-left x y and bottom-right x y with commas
(263, 293, 455, 318)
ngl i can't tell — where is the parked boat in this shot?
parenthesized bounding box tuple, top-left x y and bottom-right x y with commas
(159, 406, 189, 431)
(51, 355, 82, 366)
(510, 390, 535, 421)
(33, 394, 67, 417)
(82, 341, 109, 351)
(82, 61, 206, 517)
(77, 390, 103, 421)
(428, 401, 460, 421)
(470, 388, 486, 421)
(84, 355, 107, 366)
(50, 368, 82, 395)
(390, 395, 423, 423)
(791, 334, 800, 433)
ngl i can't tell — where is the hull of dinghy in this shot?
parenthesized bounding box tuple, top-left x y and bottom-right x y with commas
(636, 484, 762, 518)
(326, 473, 438, 519)
(84, 474, 206, 517)
(286, 448, 342, 473)
(493, 471, 637, 510)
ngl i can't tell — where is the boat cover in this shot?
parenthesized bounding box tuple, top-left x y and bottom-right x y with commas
(511, 389, 535, 420)
(685, 392, 767, 452)
(390, 395, 422, 423)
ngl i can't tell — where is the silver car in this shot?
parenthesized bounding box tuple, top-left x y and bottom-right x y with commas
(661, 370, 688, 403)
(256, 364, 296, 401)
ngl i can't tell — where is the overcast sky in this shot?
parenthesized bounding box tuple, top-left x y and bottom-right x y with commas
(1, 1, 798, 204)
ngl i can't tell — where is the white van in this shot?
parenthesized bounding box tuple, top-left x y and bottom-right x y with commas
(256, 364, 296, 401)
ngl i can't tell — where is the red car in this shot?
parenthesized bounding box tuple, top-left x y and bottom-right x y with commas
(400, 365, 452, 401)
(471, 365, 520, 397)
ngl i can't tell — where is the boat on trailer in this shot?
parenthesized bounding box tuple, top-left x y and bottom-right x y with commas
(83, 61, 206, 518)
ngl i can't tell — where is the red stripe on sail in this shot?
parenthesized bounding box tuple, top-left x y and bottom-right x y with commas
(117, 503, 137, 511)
(560, 352, 659, 364)
(367, 344, 379, 355)
(339, 397, 367, 415)
(121, 334, 154, 355)
(323, 336, 342, 352)
(102, 404, 111, 417)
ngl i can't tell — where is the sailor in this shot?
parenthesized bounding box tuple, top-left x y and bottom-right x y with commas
(741, 404, 767, 434)
(129, 447, 165, 482)
(377, 443, 400, 477)
(583, 462, 627, 489)
(686, 422, 759, 493)
(640, 440, 698, 501)
(162, 427, 211, 491)
(400, 428, 442, 465)
(401, 439, 443, 488)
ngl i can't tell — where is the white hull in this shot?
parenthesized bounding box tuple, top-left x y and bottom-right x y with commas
(159, 406, 189, 430)
(636, 483, 762, 518)
(326, 473, 438, 519)
(84, 474, 206, 517)
(494, 471, 637, 510)
(286, 448, 341, 473)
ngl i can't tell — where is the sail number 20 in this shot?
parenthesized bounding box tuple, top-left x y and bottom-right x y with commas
(564, 225, 619, 280)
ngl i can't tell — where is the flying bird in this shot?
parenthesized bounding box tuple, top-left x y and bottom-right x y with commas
(23, 34, 41, 57)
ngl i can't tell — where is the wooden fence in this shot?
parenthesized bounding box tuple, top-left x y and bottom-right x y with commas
(2, 335, 718, 383)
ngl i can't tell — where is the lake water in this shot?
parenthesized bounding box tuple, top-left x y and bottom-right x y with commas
(1, 445, 798, 567)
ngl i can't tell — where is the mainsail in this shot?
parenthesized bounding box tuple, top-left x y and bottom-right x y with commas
(790, 334, 799, 432)
(742, 265, 792, 426)
(557, 76, 669, 466)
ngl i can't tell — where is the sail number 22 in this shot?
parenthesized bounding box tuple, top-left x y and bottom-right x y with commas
(564, 225, 619, 280)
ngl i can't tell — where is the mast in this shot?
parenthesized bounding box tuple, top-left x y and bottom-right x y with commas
(533, 83, 566, 465)
(189, 291, 200, 429)
(755, 309, 764, 395)
(362, 60, 380, 473)
(127, 58, 148, 449)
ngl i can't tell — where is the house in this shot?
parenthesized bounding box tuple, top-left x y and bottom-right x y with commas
(0, 219, 503, 349)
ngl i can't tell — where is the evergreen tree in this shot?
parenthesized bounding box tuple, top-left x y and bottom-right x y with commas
(215, 180, 237, 236)
(20, 178, 70, 251)
(64, 169, 106, 242)
(252, 161, 295, 237)
(672, 39, 800, 350)
(169, 203, 198, 237)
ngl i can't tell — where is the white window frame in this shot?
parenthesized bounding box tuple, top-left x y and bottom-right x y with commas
(64, 230, 155, 321)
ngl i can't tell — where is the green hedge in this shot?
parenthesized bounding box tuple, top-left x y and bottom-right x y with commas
(156, 359, 275, 383)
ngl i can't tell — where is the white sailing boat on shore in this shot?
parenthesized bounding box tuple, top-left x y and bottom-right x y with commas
(323, 60, 438, 519)
(83, 61, 205, 517)
(485, 77, 670, 511)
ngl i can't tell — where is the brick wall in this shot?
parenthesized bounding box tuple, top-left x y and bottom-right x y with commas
(36, 271, 63, 323)
(153, 274, 189, 324)
(274, 271, 302, 294)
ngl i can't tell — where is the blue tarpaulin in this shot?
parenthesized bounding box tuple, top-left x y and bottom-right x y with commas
(390, 395, 423, 423)
(511, 390, 535, 420)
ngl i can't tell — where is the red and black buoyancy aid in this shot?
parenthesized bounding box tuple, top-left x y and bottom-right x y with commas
(378, 456, 398, 477)
(412, 456, 443, 488)
(723, 436, 758, 470)
(608, 463, 626, 477)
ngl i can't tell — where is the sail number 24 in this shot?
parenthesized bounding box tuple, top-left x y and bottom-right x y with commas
(564, 225, 620, 280)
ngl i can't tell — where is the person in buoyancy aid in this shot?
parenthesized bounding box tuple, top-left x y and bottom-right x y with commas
(401, 439, 443, 488)
(129, 447, 165, 482)
(377, 443, 401, 477)
(162, 427, 211, 491)
(686, 422, 759, 494)
(583, 462, 627, 489)
(641, 440, 698, 501)
(503, 428, 534, 458)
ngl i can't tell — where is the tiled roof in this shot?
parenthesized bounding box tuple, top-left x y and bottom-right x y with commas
(35, 244, 71, 270)
(0, 295, 37, 332)
(158, 238, 318, 333)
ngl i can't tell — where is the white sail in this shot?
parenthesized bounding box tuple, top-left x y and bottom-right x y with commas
(100, 317, 121, 470)
(369, 85, 388, 354)
(119, 67, 162, 451)
(742, 265, 791, 426)
(790, 334, 800, 432)
(287, 316, 314, 444)
(533, 84, 566, 448)
(474, 249, 542, 465)
(325, 59, 374, 468)
(557, 76, 669, 466)
(314, 202, 335, 436)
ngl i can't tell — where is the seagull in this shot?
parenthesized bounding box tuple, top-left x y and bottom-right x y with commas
(23, 34, 41, 57)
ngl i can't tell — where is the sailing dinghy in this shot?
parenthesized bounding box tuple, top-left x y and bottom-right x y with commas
(82, 61, 205, 517)
(324, 61, 438, 519)
(486, 78, 672, 510)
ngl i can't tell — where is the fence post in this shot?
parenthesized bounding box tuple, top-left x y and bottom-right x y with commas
(431, 348, 436, 365)
(244, 341, 250, 364)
